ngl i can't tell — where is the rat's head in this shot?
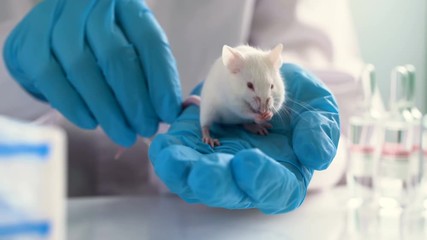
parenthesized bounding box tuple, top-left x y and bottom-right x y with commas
(222, 44, 285, 115)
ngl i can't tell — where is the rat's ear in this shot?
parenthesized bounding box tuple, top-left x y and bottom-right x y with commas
(268, 44, 283, 69)
(222, 45, 244, 74)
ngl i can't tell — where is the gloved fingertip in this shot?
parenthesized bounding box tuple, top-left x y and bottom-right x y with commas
(135, 117, 159, 138)
(51, 101, 98, 130)
(187, 166, 222, 203)
(259, 207, 290, 215)
(180, 197, 200, 204)
(231, 149, 308, 213)
(187, 156, 229, 202)
(294, 129, 337, 170)
(258, 183, 307, 215)
(231, 149, 268, 191)
(114, 132, 137, 148)
(188, 153, 249, 208)
(231, 149, 266, 172)
(151, 145, 202, 199)
(102, 121, 137, 147)
(73, 118, 97, 130)
(69, 111, 98, 130)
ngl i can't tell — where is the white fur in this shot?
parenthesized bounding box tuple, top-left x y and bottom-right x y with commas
(200, 44, 286, 128)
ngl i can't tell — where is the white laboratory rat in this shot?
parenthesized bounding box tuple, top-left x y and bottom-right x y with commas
(184, 44, 286, 147)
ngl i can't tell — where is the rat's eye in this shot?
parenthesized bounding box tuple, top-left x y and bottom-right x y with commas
(271, 84, 274, 89)
(247, 82, 254, 91)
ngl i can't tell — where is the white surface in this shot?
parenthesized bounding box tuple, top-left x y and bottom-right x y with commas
(68, 188, 350, 240)
(68, 187, 427, 240)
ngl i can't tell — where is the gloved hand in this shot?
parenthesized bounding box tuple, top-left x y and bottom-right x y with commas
(149, 64, 340, 214)
(3, 0, 182, 147)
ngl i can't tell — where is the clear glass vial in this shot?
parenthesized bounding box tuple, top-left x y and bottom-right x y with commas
(375, 66, 422, 209)
(347, 65, 383, 201)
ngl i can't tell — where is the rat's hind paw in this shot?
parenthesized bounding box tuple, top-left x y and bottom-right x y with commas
(203, 137, 220, 147)
(243, 123, 272, 136)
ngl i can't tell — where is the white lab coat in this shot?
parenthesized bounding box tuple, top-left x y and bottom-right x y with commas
(0, 0, 364, 196)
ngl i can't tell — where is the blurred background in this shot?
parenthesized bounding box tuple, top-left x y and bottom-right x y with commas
(350, 0, 426, 112)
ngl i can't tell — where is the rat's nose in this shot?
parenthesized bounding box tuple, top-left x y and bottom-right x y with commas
(259, 97, 271, 113)
(254, 96, 261, 107)
(254, 97, 271, 113)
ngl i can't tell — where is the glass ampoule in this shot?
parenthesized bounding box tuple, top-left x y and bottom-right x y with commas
(347, 65, 383, 202)
(376, 66, 421, 209)
(403, 65, 423, 193)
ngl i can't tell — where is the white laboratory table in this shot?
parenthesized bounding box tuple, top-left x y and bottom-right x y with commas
(67, 188, 350, 240)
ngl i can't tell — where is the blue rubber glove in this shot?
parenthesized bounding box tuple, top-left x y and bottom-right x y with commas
(3, 0, 182, 147)
(149, 64, 340, 214)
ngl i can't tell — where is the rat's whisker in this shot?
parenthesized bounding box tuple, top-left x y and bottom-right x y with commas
(273, 97, 290, 119)
(272, 105, 287, 123)
(285, 98, 317, 112)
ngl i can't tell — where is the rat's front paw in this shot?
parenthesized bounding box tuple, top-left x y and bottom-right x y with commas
(262, 111, 273, 121)
(255, 111, 273, 123)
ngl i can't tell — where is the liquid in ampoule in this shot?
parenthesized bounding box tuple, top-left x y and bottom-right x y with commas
(347, 118, 378, 201)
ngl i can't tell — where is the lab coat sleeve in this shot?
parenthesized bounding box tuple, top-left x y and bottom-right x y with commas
(248, 0, 366, 190)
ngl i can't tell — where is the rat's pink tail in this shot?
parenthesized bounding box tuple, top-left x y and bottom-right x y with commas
(182, 95, 201, 109)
